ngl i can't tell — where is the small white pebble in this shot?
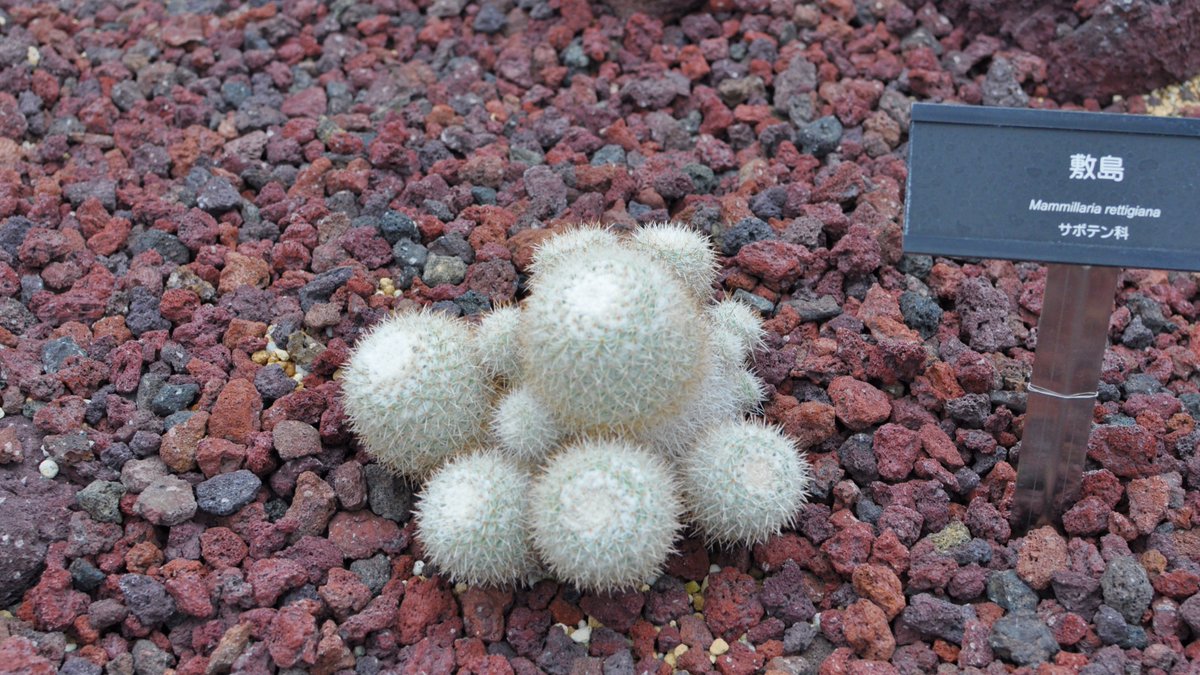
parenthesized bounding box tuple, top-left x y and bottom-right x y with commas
(412, 560, 425, 576)
(27, 46, 38, 66)
(709, 564, 721, 574)
(38, 458, 58, 478)
(570, 625, 591, 643)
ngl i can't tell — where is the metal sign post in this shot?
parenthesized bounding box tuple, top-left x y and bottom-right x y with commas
(903, 103, 1200, 532)
(1010, 264, 1119, 530)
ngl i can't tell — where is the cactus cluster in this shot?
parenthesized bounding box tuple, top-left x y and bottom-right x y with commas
(340, 223, 813, 592)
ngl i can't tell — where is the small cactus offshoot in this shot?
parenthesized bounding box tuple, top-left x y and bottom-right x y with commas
(676, 420, 811, 546)
(491, 385, 561, 464)
(527, 439, 682, 592)
(415, 451, 534, 586)
(629, 222, 719, 303)
(474, 303, 523, 382)
(340, 309, 491, 478)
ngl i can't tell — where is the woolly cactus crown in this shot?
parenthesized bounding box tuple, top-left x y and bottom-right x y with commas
(340, 309, 491, 477)
(527, 439, 682, 592)
(415, 450, 535, 586)
(519, 242, 709, 435)
(527, 224, 622, 280)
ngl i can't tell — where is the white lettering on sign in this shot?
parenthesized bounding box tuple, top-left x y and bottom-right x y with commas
(1030, 199, 1160, 219)
(1057, 223, 1129, 240)
(1069, 154, 1124, 182)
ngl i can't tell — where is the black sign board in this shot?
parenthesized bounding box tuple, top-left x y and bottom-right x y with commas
(904, 103, 1200, 271)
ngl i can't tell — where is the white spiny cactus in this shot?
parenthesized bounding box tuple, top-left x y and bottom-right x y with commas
(519, 243, 708, 435)
(629, 222, 719, 303)
(706, 299, 766, 366)
(634, 351, 739, 457)
(340, 309, 491, 477)
(527, 224, 622, 280)
(491, 385, 561, 464)
(729, 368, 768, 415)
(415, 451, 535, 586)
(527, 439, 682, 592)
(474, 303, 523, 382)
(676, 420, 810, 546)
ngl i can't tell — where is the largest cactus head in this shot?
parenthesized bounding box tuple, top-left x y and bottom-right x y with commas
(340, 309, 491, 478)
(519, 242, 708, 435)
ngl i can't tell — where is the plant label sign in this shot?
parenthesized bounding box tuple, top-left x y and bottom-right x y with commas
(903, 103, 1200, 271)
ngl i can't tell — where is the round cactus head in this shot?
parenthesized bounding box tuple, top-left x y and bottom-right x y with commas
(415, 451, 535, 586)
(491, 385, 561, 465)
(629, 222, 719, 303)
(528, 439, 682, 592)
(676, 420, 810, 546)
(474, 303, 523, 382)
(527, 224, 622, 279)
(520, 243, 708, 435)
(340, 309, 491, 477)
(706, 299, 766, 367)
(728, 368, 767, 414)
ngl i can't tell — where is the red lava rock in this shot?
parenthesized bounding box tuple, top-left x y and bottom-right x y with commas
(842, 599, 895, 661)
(277, 471, 337, 541)
(873, 423, 921, 481)
(580, 590, 644, 633)
(326, 510, 404, 560)
(703, 567, 764, 640)
(779, 401, 837, 449)
(917, 424, 964, 469)
(209, 378, 263, 444)
(1087, 424, 1159, 478)
(196, 437, 247, 477)
(247, 558, 308, 606)
(506, 607, 552, 658)
(159, 411, 208, 473)
(1016, 526, 1070, 591)
(852, 564, 905, 620)
(714, 639, 765, 674)
(398, 576, 458, 645)
(734, 240, 813, 289)
(822, 522, 876, 577)
(0, 636, 55, 674)
(267, 605, 319, 668)
(19, 567, 90, 631)
(1062, 496, 1110, 536)
(200, 526, 247, 568)
(665, 535, 711, 581)
(461, 586, 512, 642)
(1126, 474, 1170, 534)
(828, 376, 892, 431)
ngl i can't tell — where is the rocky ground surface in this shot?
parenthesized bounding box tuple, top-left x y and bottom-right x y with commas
(0, 0, 1199, 674)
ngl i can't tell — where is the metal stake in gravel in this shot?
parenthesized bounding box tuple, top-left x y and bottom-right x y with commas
(903, 103, 1200, 531)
